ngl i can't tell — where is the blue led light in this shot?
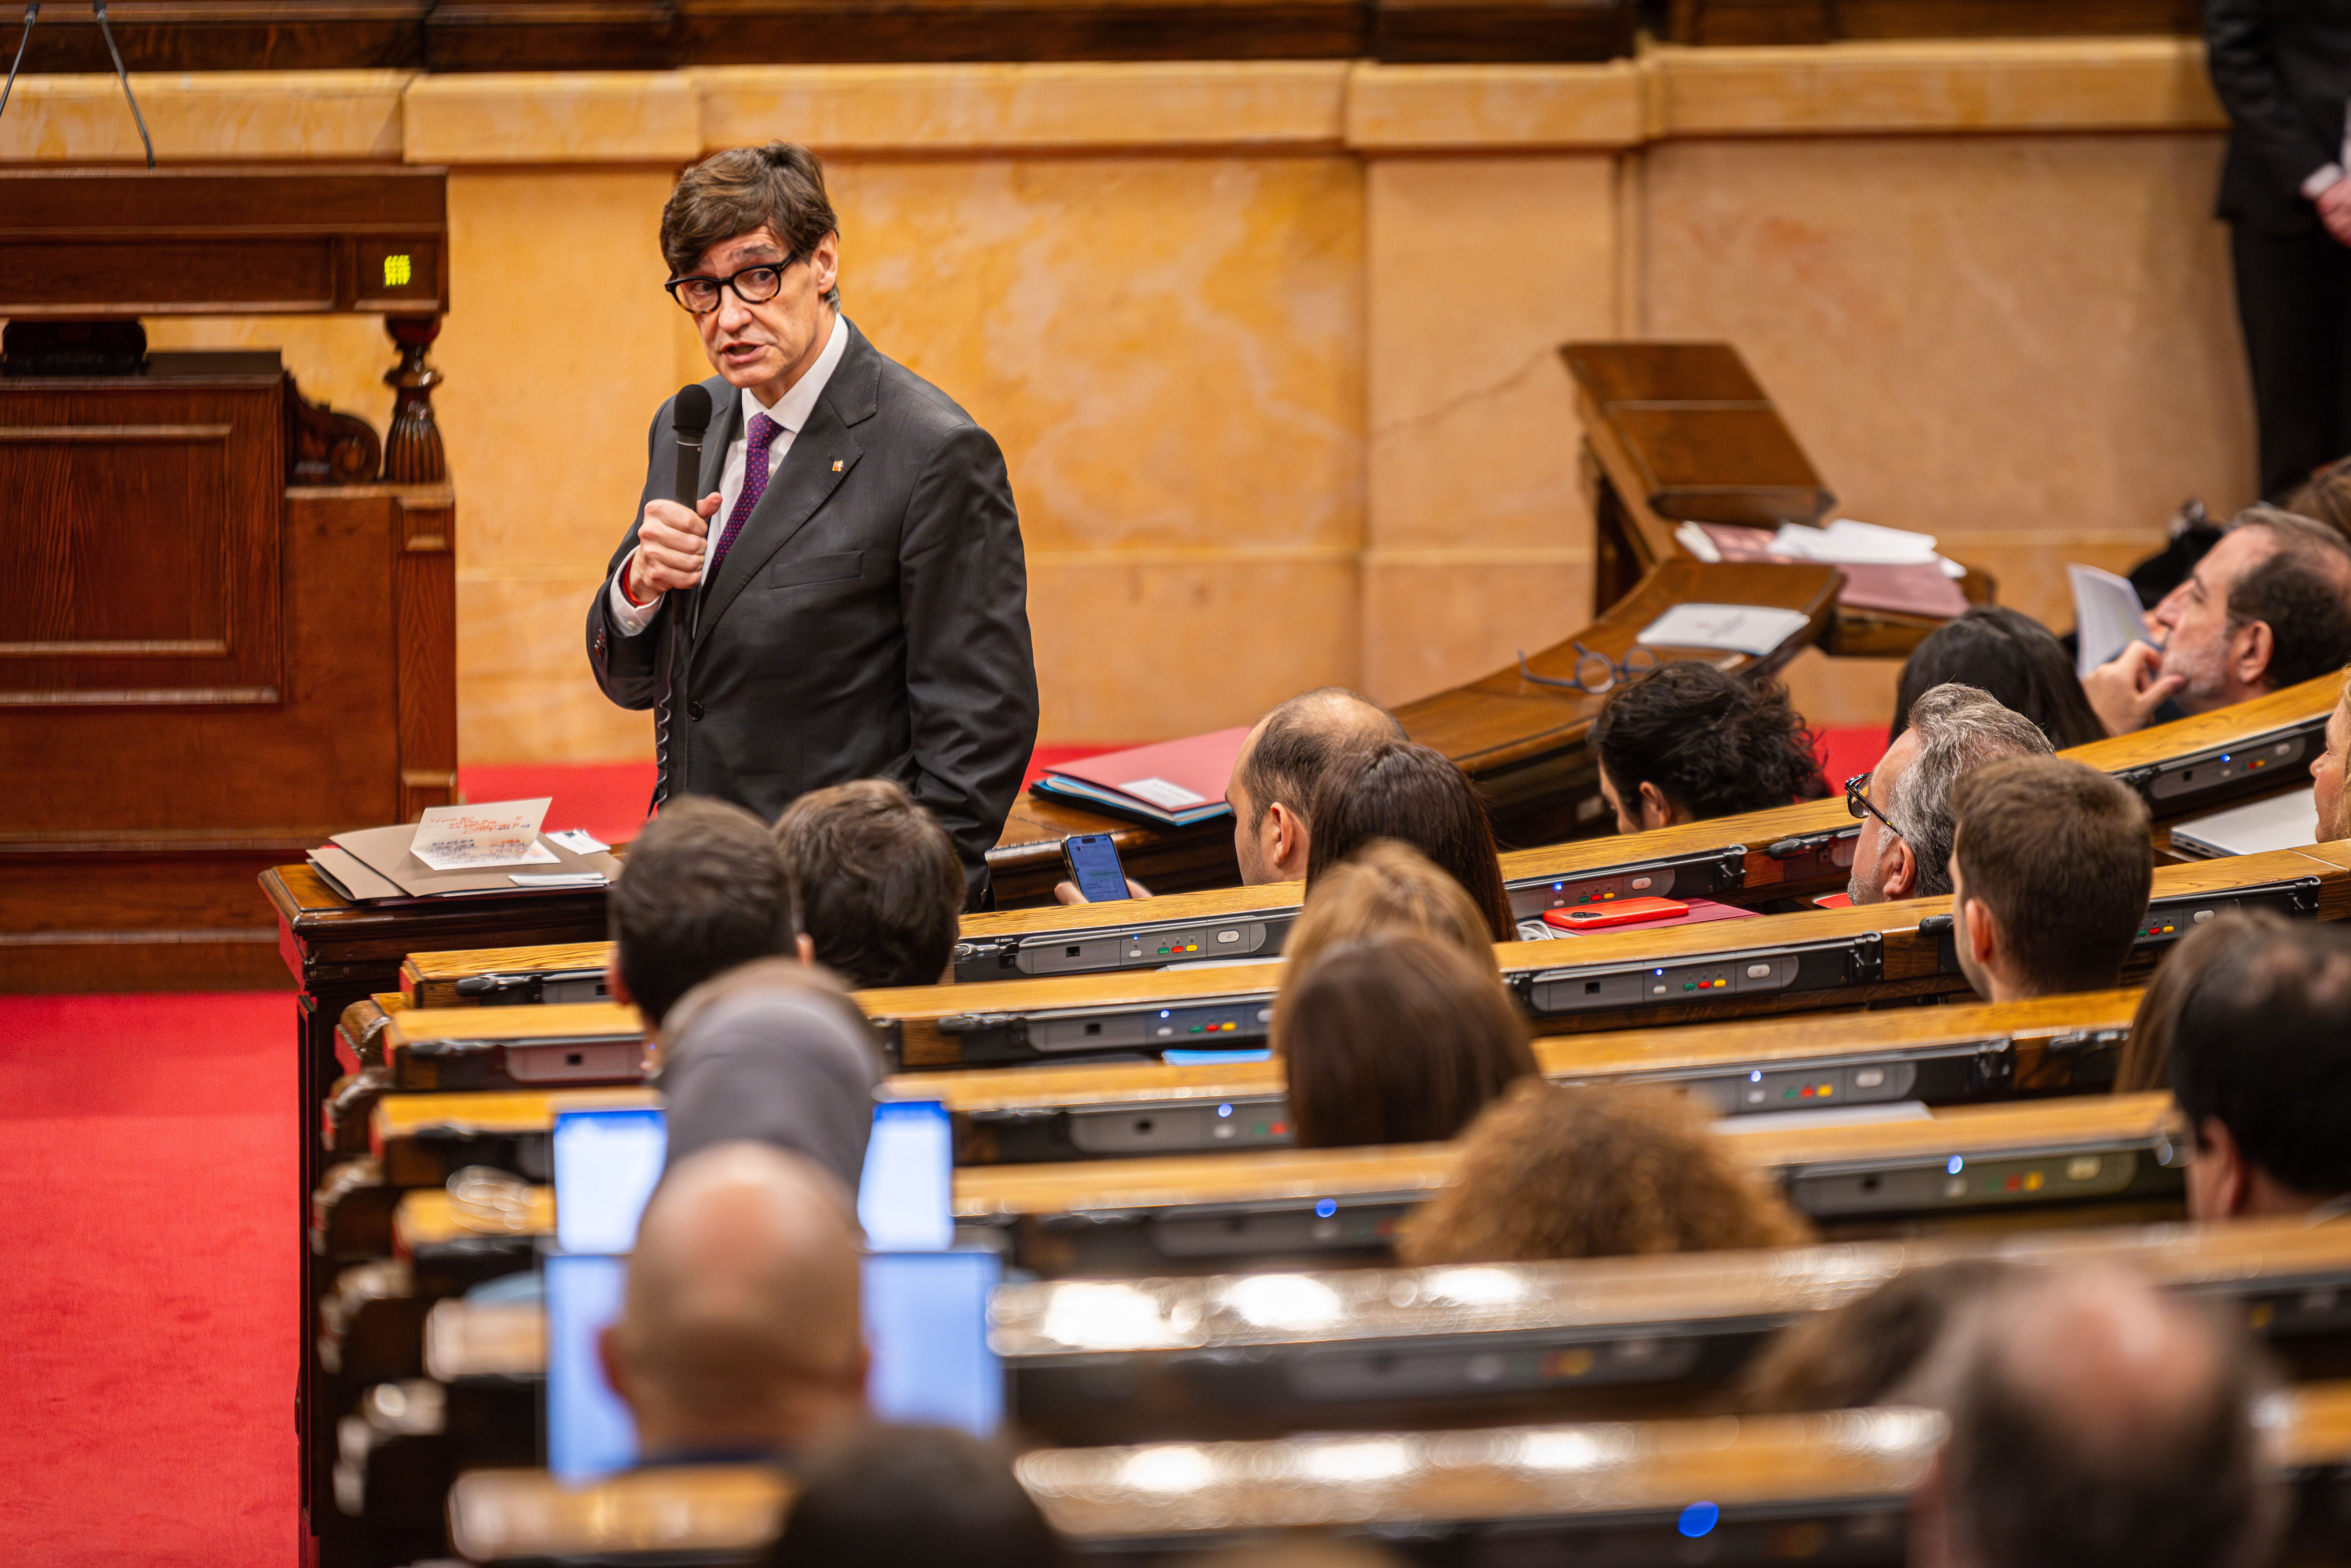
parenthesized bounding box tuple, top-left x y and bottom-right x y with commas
(1948, 1156, 1964, 1175)
(1314, 1199, 1338, 1219)
(1678, 1502, 1720, 1539)
(1159, 1010, 1171, 1019)
(1750, 1069, 1763, 1083)
(1217, 1103, 1233, 1119)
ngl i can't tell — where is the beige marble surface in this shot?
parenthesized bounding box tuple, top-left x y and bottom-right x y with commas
(0, 45, 2270, 752)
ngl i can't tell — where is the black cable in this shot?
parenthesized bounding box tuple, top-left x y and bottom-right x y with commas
(0, 4, 38, 129)
(93, 0, 151, 169)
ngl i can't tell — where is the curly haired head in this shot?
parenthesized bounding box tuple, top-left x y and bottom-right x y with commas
(1285, 839, 1499, 977)
(1397, 1079, 1811, 1265)
(1590, 662, 1828, 830)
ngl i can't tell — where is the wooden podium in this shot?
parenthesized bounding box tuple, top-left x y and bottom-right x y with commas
(0, 167, 453, 992)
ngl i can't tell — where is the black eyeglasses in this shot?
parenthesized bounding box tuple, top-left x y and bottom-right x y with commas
(665, 256, 802, 315)
(1844, 772, 1905, 841)
(1516, 642, 1660, 696)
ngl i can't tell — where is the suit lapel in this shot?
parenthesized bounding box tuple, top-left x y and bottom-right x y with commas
(693, 398, 864, 649)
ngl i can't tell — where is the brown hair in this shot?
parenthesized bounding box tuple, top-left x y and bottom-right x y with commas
(1948, 755, 2152, 997)
(1275, 931, 1536, 1150)
(774, 779, 965, 990)
(2113, 908, 2293, 1095)
(1591, 661, 1828, 819)
(1398, 1080, 1811, 1266)
(611, 795, 793, 1028)
(1306, 741, 1513, 941)
(2285, 458, 2351, 543)
(661, 143, 841, 307)
(1284, 839, 1498, 977)
(1231, 687, 1405, 834)
(1738, 1258, 2028, 1414)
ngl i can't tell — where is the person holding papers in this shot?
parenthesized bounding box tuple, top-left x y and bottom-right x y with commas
(586, 144, 1038, 906)
(2081, 506, 2351, 734)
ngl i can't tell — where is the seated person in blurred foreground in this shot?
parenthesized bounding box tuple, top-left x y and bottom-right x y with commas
(1307, 740, 1515, 941)
(775, 778, 966, 988)
(1892, 606, 2106, 751)
(1398, 1080, 1810, 1265)
(2313, 664, 2351, 841)
(2112, 907, 2293, 1093)
(601, 1143, 867, 1464)
(1906, 1263, 2278, 1568)
(1589, 662, 1828, 832)
(1739, 1258, 2027, 1414)
(1945, 756, 2153, 1005)
(606, 795, 795, 1034)
(766, 1423, 1062, 1568)
(1283, 839, 1499, 976)
(655, 958, 884, 1187)
(1848, 683, 2050, 905)
(1277, 930, 1535, 1149)
(2166, 914, 2351, 1221)
(2083, 504, 2351, 735)
(1054, 686, 1403, 903)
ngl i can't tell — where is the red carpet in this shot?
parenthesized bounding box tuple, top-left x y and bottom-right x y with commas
(0, 992, 297, 1567)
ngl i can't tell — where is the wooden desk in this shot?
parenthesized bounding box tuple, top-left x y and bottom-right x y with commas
(984, 557, 1842, 902)
(1666, 0, 2200, 46)
(392, 669, 2343, 1002)
(958, 1094, 2187, 1276)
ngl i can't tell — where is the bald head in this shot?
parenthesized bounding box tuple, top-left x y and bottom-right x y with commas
(1911, 1264, 2276, 1568)
(601, 1142, 867, 1459)
(1230, 687, 1405, 886)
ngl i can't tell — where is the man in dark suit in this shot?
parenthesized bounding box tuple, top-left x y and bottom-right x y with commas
(587, 143, 1039, 905)
(2211, 0, 2351, 500)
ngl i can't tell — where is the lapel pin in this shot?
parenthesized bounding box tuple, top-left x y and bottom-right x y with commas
(831, 459, 844, 472)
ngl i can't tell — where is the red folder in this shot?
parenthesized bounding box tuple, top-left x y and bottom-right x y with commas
(1032, 726, 1252, 827)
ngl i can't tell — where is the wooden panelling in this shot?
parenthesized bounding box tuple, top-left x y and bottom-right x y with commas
(1667, 0, 2203, 45)
(10, 2, 432, 72)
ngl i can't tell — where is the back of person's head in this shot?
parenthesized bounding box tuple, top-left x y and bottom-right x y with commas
(1231, 687, 1405, 837)
(1888, 683, 2053, 899)
(773, 778, 964, 988)
(2285, 456, 2351, 544)
(1590, 661, 1827, 825)
(1893, 607, 2106, 751)
(603, 1143, 866, 1459)
(1947, 756, 2152, 998)
(2228, 506, 2351, 691)
(656, 958, 885, 1190)
(2166, 916, 2351, 1212)
(766, 1424, 1061, 1568)
(611, 795, 793, 1028)
(1284, 839, 1498, 976)
(1739, 1259, 2028, 1414)
(1306, 741, 1513, 940)
(1909, 1263, 2279, 1568)
(1276, 931, 1536, 1149)
(1398, 1080, 1810, 1265)
(2113, 908, 2293, 1095)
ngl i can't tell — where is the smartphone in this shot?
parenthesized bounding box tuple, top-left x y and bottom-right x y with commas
(1544, 896, 1690, 932)
(1061, 832, 1131, 903)
(858, 1100, 955, 1252)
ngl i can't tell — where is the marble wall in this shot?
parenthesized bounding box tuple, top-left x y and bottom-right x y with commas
(11, 41, 2259, 760)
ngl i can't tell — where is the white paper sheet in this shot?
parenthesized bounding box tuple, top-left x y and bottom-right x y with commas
(2070, 563, 2150, 676)
(409, 798, 558, 872)
(1637, 603, 1816, 657)
(1121, 776, 1207, 810)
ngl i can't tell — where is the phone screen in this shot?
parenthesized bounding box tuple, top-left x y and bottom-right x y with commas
(545, 1253, 637, 1481)
(1062, 833, 1131, 903)
(552, 1107, 668, 1256)
(864, 1250, 1004, 1438)
(858, 1101, 954, 1253)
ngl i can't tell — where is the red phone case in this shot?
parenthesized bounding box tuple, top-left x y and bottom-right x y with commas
(1543, 897, 1690, 931)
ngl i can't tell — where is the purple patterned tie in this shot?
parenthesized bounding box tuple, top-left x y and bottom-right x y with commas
(709, 411, 783, 573)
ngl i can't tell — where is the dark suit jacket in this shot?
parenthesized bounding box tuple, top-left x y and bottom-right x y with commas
(587, 319, 1039, 901)
(2211, 0, 2351, 233)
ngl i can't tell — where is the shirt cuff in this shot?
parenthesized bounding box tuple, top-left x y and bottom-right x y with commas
(608, 550, 659, 636)
(2304, 163, 2346, 201)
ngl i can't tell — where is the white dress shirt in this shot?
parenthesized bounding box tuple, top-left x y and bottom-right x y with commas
(609, 310, 848, 636)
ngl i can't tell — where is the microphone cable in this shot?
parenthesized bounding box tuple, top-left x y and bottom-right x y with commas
(93, 0, 153, 168)
(0, 4, 39, 128)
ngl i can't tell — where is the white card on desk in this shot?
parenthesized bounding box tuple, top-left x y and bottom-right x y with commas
(1121, 776, 1207, 810)
(410, 798, 558, 872)
(1636, 604, 1815, 657)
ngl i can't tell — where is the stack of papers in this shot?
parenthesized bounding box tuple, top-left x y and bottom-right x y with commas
(308, 798, 623, 903)
(1676, 518, 1971, 620)
(1030, 729, 1247, 828)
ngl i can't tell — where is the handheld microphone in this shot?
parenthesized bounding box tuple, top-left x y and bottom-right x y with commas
(653, 382, 714, 811)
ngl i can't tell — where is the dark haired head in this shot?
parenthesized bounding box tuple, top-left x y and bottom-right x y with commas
(2168, 916, 2351, 1205)
(2113, 907, 2293, 1095)
(1893, 607, 2106, 751)
(1276, 931, 1537, 1149)
(774, 778, 965, 989)
(1739, 1258, 2027, 1414)
(1590, 661, 1827, 828)
(2226, 516, 2351, 690)
(1305, 741, 1512, 940)
(766, 1424, 1061, 1568)
(662, 143, 841, 308)
(610, 796, 793, 1028)
(1947, 755, 2152, 999)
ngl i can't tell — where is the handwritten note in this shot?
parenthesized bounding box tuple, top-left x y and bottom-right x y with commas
(410, 798, 558, 872)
